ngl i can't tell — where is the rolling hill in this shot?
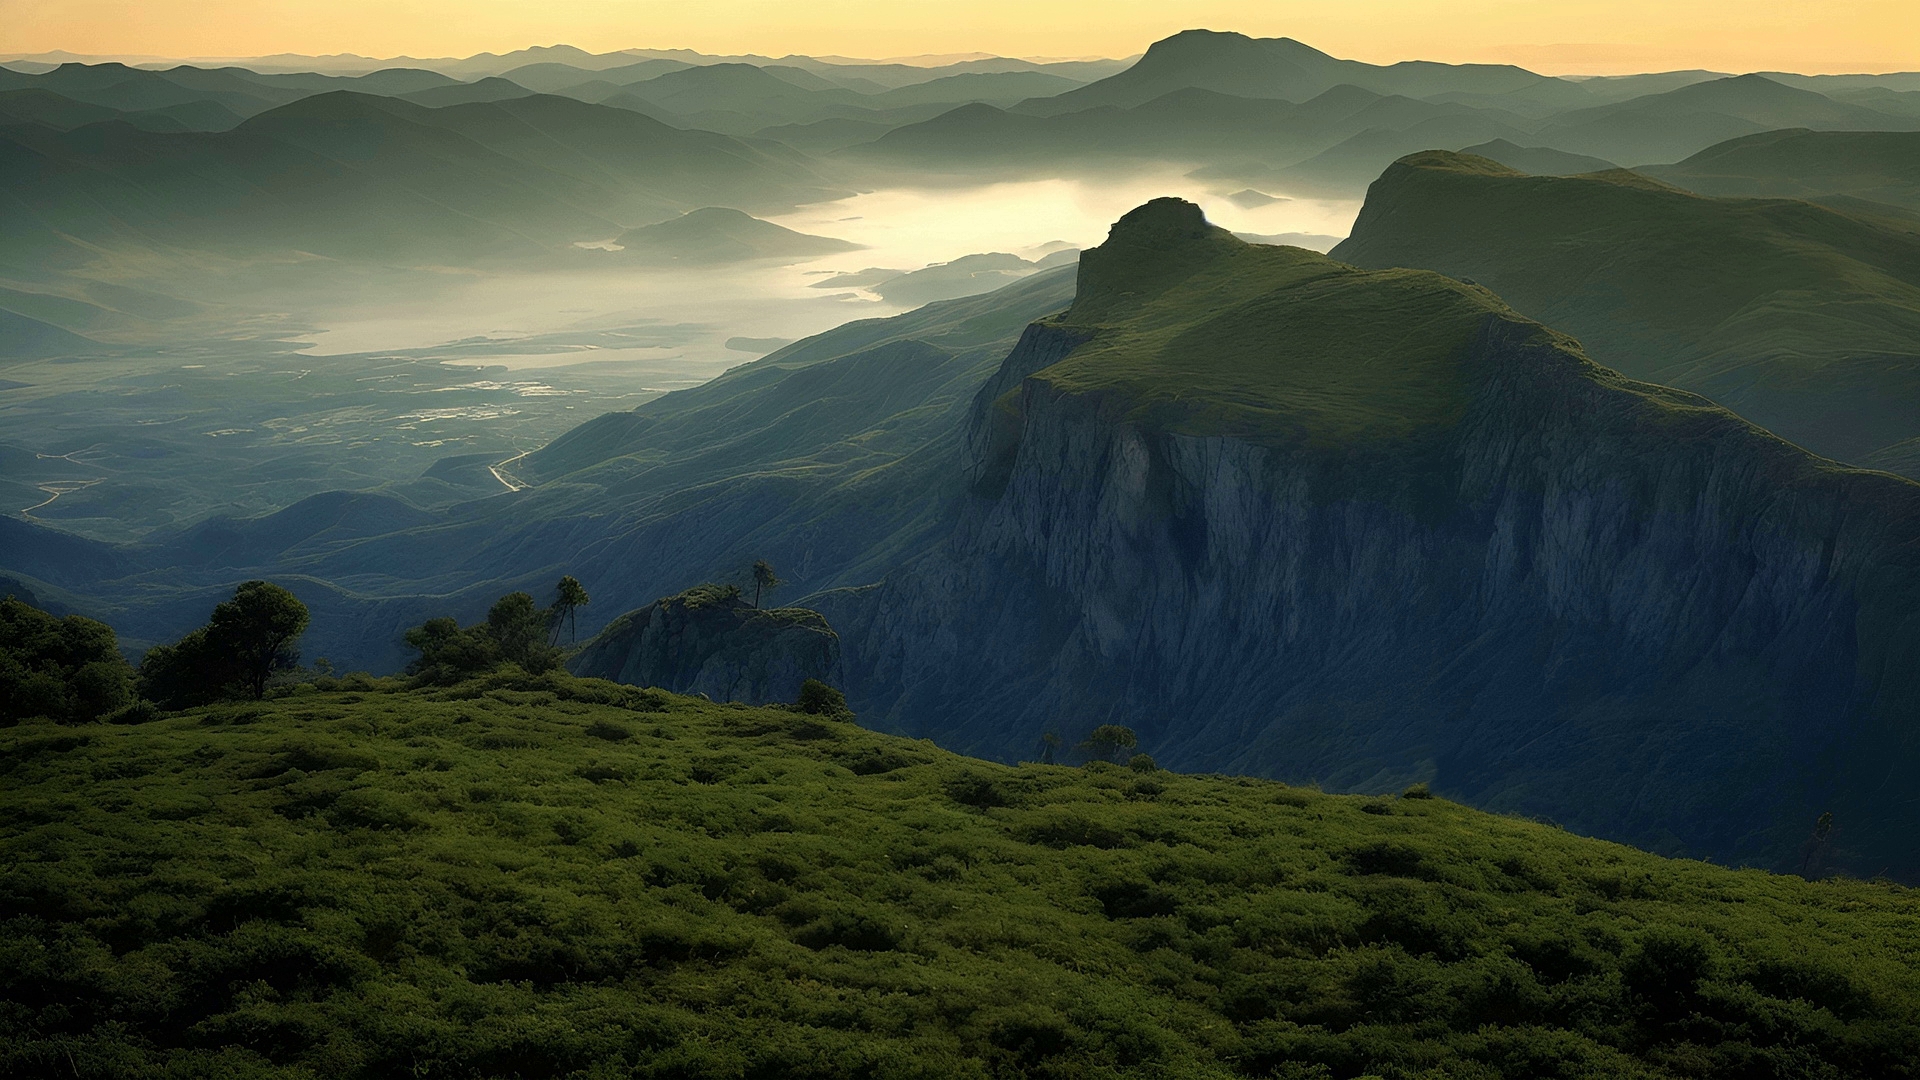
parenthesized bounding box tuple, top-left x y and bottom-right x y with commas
(1535, 74, 1920, 164)
(3, 671, 1917, 1077)
(1645, 128, 1920, 214)
(1331, 150, 1920, 472)
(0, 90, 843, 267)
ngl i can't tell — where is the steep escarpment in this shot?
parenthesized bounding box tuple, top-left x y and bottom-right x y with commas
(571, 584, 840, 704)
(819, 198, 1920, 876)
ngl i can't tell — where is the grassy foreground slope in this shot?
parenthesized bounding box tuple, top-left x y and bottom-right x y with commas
(1331, 151, 1920, 474)
(4, 674, 1919, 1079)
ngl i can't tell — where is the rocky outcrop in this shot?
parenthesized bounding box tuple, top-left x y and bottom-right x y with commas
(570, 585, 841, 705)
(816, 199, 1920, 877)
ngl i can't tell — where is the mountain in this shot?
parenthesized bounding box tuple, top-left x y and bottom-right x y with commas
(614, 207, 861, 264)
(0, 90, 842, 266)
(850, 84, 1528, 181)
(0, 61, 303, 118)
(862, 70, 1085, 108)
(797, 197, 1920, 877)
(0, 87, 242, 132)
(493, 57, 693, 93)
(1332, 151, 1920, 472)
(1645, 128, 1920, 214)
(1459, 138, 1618, 175)
(9, 673, 1917, 1076)
(1017, 29, 1556, 115)
(612, 62, 872, 133)
(1535, 74, 1920, 165)
(397, 75, 535, 107)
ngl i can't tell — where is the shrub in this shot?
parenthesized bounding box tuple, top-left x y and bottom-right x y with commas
(1128, 753, 1158, 773)
(1402, 782, 1433, 799)
(794, 679, 849, 717)
(1, 596, 136, 724)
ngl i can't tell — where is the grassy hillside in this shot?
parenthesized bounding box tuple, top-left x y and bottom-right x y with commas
(1028, 198, 1506, 452)
(5, 672, 1918, 1078)
(1331, 150, 1920, 473)
(1645, 129, 1920, 214)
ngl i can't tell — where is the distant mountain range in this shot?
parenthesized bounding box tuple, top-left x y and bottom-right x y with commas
(8, 28, 1920, 202)
(0, 90, 842, 268)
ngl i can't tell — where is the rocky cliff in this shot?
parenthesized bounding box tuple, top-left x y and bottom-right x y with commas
(817, 197, 1920, 876)
(570, 584, 841, 705)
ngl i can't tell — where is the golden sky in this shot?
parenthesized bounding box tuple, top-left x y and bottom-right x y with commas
(3, 0, 1917, 75)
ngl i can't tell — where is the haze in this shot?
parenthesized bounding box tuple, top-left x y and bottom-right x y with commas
(5, 0, 1917, 75)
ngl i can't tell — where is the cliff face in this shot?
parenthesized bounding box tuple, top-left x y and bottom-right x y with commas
(570, 586, 841, 705)
(819, 198, 1920, 876)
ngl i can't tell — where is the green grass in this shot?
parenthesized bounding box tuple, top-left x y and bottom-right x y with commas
(4, 672, 1919, 1078)
(1331, 150, 1920, 471)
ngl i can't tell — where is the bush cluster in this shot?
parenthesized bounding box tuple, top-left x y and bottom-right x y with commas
(0, 596, 134, 724)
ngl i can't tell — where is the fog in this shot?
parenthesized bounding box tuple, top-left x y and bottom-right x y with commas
(5, 173, 1360, 538)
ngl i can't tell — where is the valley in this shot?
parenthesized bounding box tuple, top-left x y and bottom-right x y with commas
(6, 19, 1920, 1075)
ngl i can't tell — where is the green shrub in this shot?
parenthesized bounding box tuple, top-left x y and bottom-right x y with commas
(794, 678, 849, 717)
(0, 596, 136, 724)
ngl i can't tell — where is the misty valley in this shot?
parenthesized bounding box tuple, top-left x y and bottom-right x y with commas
(5, 24, 1920, 1080)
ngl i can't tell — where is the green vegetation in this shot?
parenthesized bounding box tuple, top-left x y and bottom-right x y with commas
(3, 674, 1918, 1077)
(1332, 151, 1920, 473)
(751, 559, 782, 608)
(404, 584, 582, 684)
(1025, 198, 1502, 452)
(1646, 129, 1920, 214)
(137, 580, 311, 707)
(0, 594, 134, 724)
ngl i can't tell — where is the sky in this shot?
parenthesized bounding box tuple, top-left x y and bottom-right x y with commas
(3, 0, 1917, 75)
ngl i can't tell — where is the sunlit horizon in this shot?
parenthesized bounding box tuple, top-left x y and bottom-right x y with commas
(4, 0, 1918, 77)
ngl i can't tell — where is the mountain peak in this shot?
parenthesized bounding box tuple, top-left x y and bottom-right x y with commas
(1104, 196, 1213, 244)
(1071, 198, 1240, 320)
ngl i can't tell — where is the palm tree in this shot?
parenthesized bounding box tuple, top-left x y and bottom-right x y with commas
(549, 575, 589, 645)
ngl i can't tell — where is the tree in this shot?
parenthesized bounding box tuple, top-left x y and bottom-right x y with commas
(548, 575, 590, 646)
(1077, 724, 1138, 764)
(486, 592, 560, 672)
(206, 580, 311, 700)
(138, 581, 309, 706)
(403, 590, 562, 685)
(751, 560, 782, 609)
(795, 678, 850, 717)
(1, 596, 136, 723)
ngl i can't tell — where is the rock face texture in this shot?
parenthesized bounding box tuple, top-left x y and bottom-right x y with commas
(571, 586, 841, 705)
(817, 198, 1920, 876)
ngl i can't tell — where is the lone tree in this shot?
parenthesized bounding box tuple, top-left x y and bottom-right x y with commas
(1078, 724, 1138, 764)
(549, 575, 590, 645)
(209, 580, 311, 699)
(140, 580, 309, 706)
(751, 560, 782, 609)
